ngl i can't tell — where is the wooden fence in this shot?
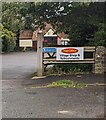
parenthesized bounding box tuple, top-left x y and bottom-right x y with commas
(43, 47, 95, 71)
(36, 32, 105, 76)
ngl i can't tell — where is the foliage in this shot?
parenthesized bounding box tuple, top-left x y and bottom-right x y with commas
(94, 23, 106, 47)
(69, 23, 98, 47)
(43, 63, 92, 76)
(30, 80, 87, 89)
(0, 25, 16, 52)
(1, 2, 105, 53)
(2, 2, 105, 47)
(47, 80, 87, 88)
(2, 2, 23, 32)
(2, 2, 37, 50)
(34, 2, 105, 73)
(2, 2, 37, 32)
(52, 64, 92, 74)
(34, 2, 105, 47)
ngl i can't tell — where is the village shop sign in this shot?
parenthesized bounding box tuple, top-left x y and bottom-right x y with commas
(43, 47, 84, 60)
(56, 47, 84, 60)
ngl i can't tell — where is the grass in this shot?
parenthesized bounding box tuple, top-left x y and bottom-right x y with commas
(47, 80, 87, 88)
(30, 80, 87, 89)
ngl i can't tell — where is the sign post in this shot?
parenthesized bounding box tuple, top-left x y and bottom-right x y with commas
(37, 31, 43, 76)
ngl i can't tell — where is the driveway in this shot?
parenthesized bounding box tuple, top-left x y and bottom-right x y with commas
(2, 52, 105, 118)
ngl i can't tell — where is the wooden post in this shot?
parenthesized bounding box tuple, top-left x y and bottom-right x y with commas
(92, 48, 96, 73)
(37, 31, 43, 76)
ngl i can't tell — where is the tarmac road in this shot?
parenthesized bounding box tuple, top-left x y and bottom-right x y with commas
(2, 52, 105, 118)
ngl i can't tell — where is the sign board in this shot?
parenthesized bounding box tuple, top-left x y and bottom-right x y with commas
(43, 47, 56, 53)
(19, 40, 32, 47)
(56, 47, 84, 60)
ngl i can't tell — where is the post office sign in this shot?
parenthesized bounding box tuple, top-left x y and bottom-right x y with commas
(56, 47, 84, 60)
(43, 47, 56, 53)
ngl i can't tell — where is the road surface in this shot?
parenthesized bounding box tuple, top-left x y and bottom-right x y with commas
(2, 52, 105, 118)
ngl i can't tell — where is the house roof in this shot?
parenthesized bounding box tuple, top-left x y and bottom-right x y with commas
(44, 28, 57, 37)
(19, 30, 33, 39)
(32, 23, 68, 40)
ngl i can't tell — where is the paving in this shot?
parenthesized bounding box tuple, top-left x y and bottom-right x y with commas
(2, 52, 105, 118)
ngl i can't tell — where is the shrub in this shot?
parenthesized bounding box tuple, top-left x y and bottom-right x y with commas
(0, 25, 16, 52)
(52, 63, 92, 74)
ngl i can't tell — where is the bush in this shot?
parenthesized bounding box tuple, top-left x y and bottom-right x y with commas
(53, 63, 92, 74)
(0, 25, 16, 52)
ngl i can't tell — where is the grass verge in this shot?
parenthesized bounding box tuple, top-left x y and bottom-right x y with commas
(31, 80, 87, 88)
(47, 80, 87, 88)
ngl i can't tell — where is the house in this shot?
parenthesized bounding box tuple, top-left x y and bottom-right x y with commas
(19, 30, 33, 50)
(32, 22, 69, 47)
(44, 28, 58, 47)
(19, 22, 69, 51)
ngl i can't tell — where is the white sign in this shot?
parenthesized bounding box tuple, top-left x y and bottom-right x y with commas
(56, 47, 84, 60)
(19, 39, 32, 47)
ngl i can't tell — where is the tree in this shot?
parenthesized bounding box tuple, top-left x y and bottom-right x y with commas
(2, 2, 105, 48)
(2, 2, 38, 32)
(94, 23, 106, 47)
(34, 2, 106, 73)
(2, 2, 24, 32)
(0, 24, 16, 52)
(2, 2, 37, 49)
(34, 2, 105, 47)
